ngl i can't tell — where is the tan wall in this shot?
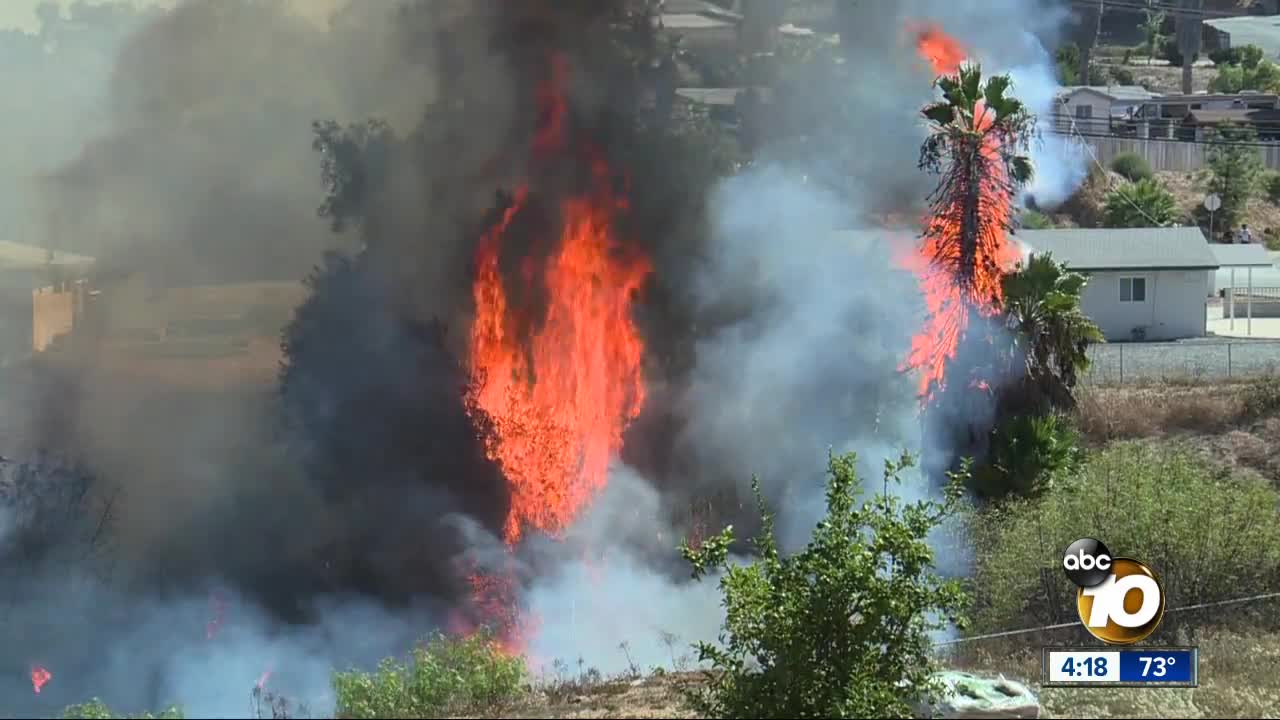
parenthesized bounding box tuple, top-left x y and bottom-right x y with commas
(32, 285, 78, 352)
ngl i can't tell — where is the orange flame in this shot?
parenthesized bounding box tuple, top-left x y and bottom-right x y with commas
(912, 22, 967, 75)
(466, 55, 651, 545)
(903, 26, 1018, 401)
(31, 666, 51, 694)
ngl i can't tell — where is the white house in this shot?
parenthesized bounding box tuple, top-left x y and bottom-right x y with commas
(1054, 85, 1159, 135)
(1014, 227, 1218, 342)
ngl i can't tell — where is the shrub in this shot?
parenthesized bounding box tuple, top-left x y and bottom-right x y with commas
(1103, 177, 1178, 227)
(972, 413, 1081, 499)
(1107, 65, 1135, 86)
(1018, 209, 1055, 229)
(1241, 376, 1280, 420)
(1110, 151, 1152, 182)
(1210, 59, 1280, 94)
(62, 700, 183, 719)
(681, 451, 970, 719)
(331, 631, 526, 718)
(1265, 171, 1280, 206)
(1211, 44, 1265, 70)
(967, 442, 1280, 636)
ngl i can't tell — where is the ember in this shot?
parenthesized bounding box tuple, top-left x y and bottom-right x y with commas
(31, 666, 51, 694)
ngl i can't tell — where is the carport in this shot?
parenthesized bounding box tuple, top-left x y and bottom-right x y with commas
(1210, 243, 1275, 336)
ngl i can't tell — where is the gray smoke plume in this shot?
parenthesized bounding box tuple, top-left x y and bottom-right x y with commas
(514, 0, 1084, 671)
(0, 0, 1088, 712)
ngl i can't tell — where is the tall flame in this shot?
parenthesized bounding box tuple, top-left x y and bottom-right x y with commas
(466, 55, 651, 544)
(913, 23, 967, 76)
(903, 24, 1017, 401)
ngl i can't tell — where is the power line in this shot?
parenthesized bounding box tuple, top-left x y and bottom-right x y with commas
(1066, 0, 1267, 21)
(1058, 106, 1174, 227)
(934, 589, 1280, 647)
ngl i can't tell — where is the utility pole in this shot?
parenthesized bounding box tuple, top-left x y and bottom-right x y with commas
(1175, 0, 1204, 94)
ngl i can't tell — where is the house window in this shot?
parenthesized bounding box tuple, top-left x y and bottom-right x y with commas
(1075, 104, 1093, 119)
(1120, 276, 1147, 302)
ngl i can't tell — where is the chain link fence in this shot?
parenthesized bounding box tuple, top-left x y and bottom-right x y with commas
(1083, 339, 1280, 385)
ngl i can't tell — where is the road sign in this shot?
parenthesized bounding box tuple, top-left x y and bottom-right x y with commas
(1204, 193, 1221, 211)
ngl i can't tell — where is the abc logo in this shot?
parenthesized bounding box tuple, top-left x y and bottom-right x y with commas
(1062, 538, 1165, 645)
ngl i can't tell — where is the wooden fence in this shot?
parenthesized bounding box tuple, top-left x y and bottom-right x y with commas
(1054, 131, 1280, 172)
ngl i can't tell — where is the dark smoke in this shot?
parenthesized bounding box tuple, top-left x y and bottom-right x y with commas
(0, 0, 1083, 713)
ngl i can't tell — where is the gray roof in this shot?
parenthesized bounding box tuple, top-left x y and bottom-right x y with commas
(676, 87, 773, 106)
(1014, 227, 1219, 271)
(660, 12, 734, 30)
(1059, 85, 1157, 102)
(0, 240, 94, 271)
(1210, 242, 1273, 268)
(1206, 16, 1280, 59)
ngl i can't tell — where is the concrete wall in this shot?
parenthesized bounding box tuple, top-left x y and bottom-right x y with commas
(1081, 269, 1209, 341)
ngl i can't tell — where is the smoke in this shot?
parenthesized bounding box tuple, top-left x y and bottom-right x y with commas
(674, 167, 923, 551)
(0, 0, 1083, 713)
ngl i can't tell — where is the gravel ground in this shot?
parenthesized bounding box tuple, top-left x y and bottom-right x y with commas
(1084, 337, 1280, 385)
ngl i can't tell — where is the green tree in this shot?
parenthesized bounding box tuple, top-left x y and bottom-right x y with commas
(1209, 59, 1280, 93)
(1201, 122, 1264, 231)
(970, 254, 1100, 499)
(1103, 177, 1178, 227)
(1140, 2, 1166, 66)
(681, 452, 970, 719)
(998, 253, 1104, 416)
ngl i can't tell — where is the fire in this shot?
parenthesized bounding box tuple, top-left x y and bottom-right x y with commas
(466, 55, 651, 544)
(912, 22, 966, 75)
(903, 25, 1019, 401)
(31, 666, 51, 694)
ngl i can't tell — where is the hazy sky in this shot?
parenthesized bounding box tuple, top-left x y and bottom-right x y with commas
(0, 0, 341, 32)
(0, 0, 168, 31)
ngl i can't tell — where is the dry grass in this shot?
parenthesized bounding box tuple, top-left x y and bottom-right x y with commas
(457, 626, 1280, 719)
(955, 628, 1280, 719)
(1075, 383, 1247, 441)
(1158, 170, 1280, 241)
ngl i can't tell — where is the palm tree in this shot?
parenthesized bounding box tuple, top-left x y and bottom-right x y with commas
(998, 252, 1104, 416)
(919, 64, 1035, 301)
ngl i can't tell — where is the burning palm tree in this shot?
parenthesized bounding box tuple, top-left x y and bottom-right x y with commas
(907, 59, 1037, 402)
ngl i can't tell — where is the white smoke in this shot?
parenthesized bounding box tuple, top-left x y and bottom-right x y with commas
(989, 34, 1090, 208)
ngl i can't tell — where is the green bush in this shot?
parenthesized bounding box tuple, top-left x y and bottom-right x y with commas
(1103, 177, 1178, 227)
(1265, 171, 1280, 206)
(1209, 59, 1280, 94)
(1107, 65, 1136, 86)
(62, 700, 183, 719)
(1110, 151, 1153, 182)
(1211, 44, 1265, 70)
(972, 413, 1081, 499)
(332, 631, 526, 718)
(681, 451, 970, 719)
(1018, 209, 1055, 229)
(967, 442, 1280, 635)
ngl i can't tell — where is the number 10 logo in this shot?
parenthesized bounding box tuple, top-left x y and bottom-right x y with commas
(1063, 538, 1166, 645)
